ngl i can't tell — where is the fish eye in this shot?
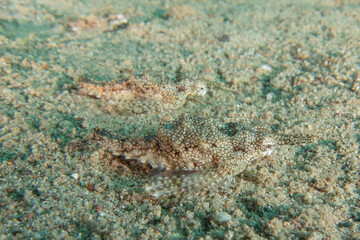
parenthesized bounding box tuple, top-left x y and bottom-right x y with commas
(197, 84, 207, 95)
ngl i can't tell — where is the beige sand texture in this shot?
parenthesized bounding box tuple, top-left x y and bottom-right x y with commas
(0, 0, 359, 239)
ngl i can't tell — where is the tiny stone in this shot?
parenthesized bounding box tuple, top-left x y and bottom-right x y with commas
(266, 92, 274, 101)
(213, 211, 232, 222)
(186, 211, 195, 220)
(71, 173, 79, 180)
(218, 34, 230, 42)
(58, 230, 69, 239)
(261, 64, 272, 72)
(256, 64, 273, 74)
(153, 205, 162, 220)
(244, 97, 252, 104)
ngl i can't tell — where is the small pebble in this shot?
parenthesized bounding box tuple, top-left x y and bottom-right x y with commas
(266, 92, 274, 101)
(256, 64, 273, 74)
(244, 97, 252, 104)
(261, 64, 272, 72)
(71, 173, 79, 180)
(153, 205, 162, 220)
(218, 34, 230, 42)
(213, 211, 232, 222)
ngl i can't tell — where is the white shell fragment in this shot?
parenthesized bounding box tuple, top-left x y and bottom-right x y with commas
(213, 211, 232, 222)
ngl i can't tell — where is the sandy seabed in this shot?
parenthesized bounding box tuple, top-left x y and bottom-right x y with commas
(0, 0, 359, 239)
